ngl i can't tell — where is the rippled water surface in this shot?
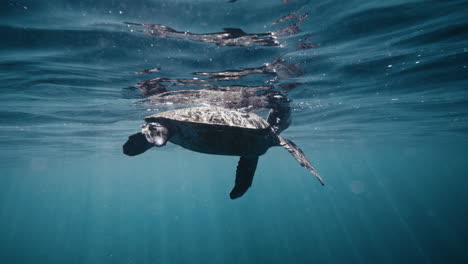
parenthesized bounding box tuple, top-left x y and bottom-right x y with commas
(1, 0, 468, 263)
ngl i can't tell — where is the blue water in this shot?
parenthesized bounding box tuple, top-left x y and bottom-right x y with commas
(1, 0, 468, 263)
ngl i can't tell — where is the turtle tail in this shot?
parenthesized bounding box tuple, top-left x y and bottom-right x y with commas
(278, 136, 324, 185)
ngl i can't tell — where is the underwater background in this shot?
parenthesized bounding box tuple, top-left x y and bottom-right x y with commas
(1, 0, 467, 263)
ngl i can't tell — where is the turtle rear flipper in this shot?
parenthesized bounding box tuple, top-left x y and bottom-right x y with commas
(278, 136, 324, 185)
(123, 132, 154, 156)
(230, 156, 259, 199)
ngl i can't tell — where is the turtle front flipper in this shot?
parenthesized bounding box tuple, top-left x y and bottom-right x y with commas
(278, 136, 324, 185)
(230, 156, 259, 199)
(123, 132, 154, 156)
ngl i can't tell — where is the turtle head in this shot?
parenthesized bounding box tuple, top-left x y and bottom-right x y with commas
(141, 122, 170, 147)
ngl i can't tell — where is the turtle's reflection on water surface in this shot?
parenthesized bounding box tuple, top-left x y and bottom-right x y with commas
(130, 38, 317, 133)
(125, 7, 309, 47)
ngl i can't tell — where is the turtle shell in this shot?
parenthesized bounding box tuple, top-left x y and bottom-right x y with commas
(144, 107, 270, 130)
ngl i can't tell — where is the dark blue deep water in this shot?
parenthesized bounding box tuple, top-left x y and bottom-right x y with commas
(1, 0, 468, 263)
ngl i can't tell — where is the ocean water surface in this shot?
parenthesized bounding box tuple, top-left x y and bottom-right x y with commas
(1, 0, 467, 263)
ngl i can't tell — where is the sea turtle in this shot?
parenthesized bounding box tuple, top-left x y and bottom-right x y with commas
(123, 106, 323, 199)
